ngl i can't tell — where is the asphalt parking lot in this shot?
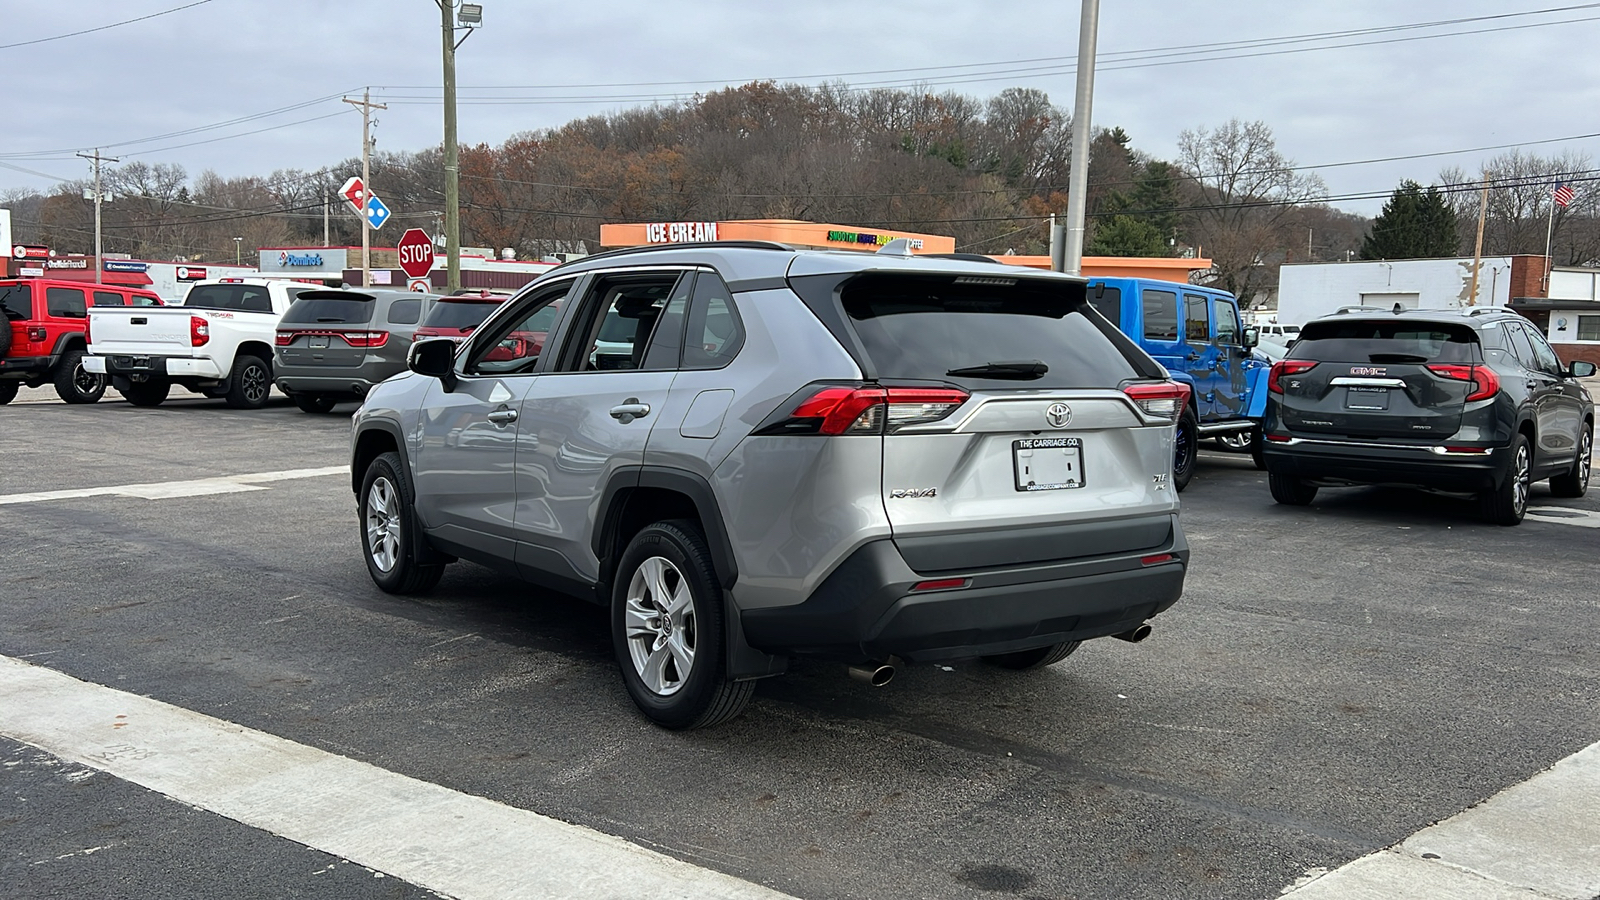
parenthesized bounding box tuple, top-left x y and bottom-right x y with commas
(3, 386, 1598, 900)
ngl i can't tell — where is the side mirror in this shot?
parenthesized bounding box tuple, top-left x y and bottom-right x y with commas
(1570, 360, 1597, 378)
(1242, 326, 1260, 349)
(408, 337, 458, 391)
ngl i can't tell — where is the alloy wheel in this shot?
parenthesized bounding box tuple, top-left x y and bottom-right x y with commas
(1580, 431, 1592, 489)
(73, 364, 103, 397)
(1513, 443, 1531, 516)
(242, 363, 268, 404)
(365, 476, 402, 573)
(623, 556, 696, 696)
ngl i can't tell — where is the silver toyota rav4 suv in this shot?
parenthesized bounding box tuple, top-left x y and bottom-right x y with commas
(350, 241, 1190, 728)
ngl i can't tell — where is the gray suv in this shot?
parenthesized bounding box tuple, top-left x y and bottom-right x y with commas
(275, 289, 440, 413)
(350, 243, 1190, 728)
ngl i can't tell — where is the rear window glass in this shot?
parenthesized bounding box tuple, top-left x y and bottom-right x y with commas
(184, 284, 272, 312)
(838, 274, 1139, 389)
(282, 296, 375, 324)
(422, 299, 502, 330)
(1, 283, 33, 320)
(1293, 319, 1480, 363)
(1087, 285, 1121, 325)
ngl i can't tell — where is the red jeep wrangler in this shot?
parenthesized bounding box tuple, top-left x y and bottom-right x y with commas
(0, 278, 164, 404)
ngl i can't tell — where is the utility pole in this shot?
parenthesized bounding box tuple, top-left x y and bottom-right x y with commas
(77, 148, 119, 284)
(440, 1, 462, 293)
(323, 188, 330, 248)
(343, 90, 386, 288)
(1467, 174, 1490, 306)
(1061, 0, 1100, 275)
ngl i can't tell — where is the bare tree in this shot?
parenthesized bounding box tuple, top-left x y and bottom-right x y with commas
(1177, 119, 1326, 303)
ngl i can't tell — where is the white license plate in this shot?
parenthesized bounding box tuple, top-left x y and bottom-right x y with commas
(308, 336, 330, 349)
(1345, 386, 1389, 410)
(1013, 437, 1084, 491)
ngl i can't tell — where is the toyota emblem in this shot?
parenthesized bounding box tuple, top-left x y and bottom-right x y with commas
(1045, 403, 1072, 428)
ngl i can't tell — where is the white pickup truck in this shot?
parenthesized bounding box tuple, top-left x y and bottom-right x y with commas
(84, 279, 312, 408)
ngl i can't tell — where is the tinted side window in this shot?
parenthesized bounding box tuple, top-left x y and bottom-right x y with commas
(1142, 289, 1177, 341)
(682, 273, 744, 370)
(1212, 299, 1239, 344)
(640, 273, 693, 370)
(131, 294, 163, 307)
(1, 284, 32, 320)
(386, 298, 422, 325)
(553, 274, 681, 373)
(46, 287, 87, 318)
(1525, 327, 1564, 375)
(1184, 294, 1209, 343)
(239, 287, 272, 312)
(465, 281, 572, 376)
(92, 291, 126, 307)
(1504, 321, 1538, 367)
(1087, 285, 1121, 326)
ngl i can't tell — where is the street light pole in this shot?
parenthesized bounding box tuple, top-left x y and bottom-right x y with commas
(439, 2, 480, 294)
(1061, 0, 1100, 276)
(233, 237, 242, 266)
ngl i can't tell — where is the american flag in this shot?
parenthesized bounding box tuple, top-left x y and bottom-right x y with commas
(1553, 182, 1576, 208)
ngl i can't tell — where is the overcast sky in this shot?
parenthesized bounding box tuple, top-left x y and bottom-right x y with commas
(5, 0, 1600, 216)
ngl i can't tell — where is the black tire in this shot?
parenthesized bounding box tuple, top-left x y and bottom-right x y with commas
(1549, 425, 1592, 498)
(983, 641, 1080, 671)
(0, 321, 12, 359)
(0, 381, 18, 405)
(1268, 468, 1318, 505)
(1173, 406, 1200, 492)
(53, 348, 105, 404)
(1249, 425, 1267, 471)
(612, 520, 753, 730)
(224, 354, 272, 409)
(120, 378, 171, 407)
(1480, 433, 1532, 525)
(292, 393, 339, 414)
(359, 451, 446, 594)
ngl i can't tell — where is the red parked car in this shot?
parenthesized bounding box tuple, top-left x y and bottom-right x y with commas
(0, 278, 164, 404)
(411, 292, 513, 345)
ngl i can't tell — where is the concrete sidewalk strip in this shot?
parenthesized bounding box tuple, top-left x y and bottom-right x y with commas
(0, 656, 796, 900)
(1281, 741, 1600, 899)
(0, 466, 348, 505)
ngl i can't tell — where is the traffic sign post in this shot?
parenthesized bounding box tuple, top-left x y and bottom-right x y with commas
(397, 229, 435, 279)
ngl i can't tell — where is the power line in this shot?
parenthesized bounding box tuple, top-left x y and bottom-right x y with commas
(0, 0, 219, 51)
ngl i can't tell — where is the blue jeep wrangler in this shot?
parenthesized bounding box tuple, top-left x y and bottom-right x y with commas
(1086, 277, 1269, 490)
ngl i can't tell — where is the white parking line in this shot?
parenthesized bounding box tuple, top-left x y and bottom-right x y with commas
(0, 656, 794, 900)
(1279, 740, 1600, 899)
(0, 466, 347, 505)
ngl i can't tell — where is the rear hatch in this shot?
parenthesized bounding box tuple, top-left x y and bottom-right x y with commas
(1274, 318, 1484, 439)
(85, 305, 198, 357)
(276, 292, 377, 368)
(2, 282, 33, 357)
(415, 296, 505, 343)
(790, 270, 1179, 573)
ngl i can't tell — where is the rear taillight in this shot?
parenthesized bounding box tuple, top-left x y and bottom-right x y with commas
(1426, 364, 1500, 402)
(190, 315, 209, 347)
(83, 317, 91, 345)
(1268, 359, 1318, 394)
(342, 331, 390, 348)
(274, 330, 294, 346)
(1122, 381, 1188, 419)
(26, 326, 47, 342)
(756, 383, 970, 436)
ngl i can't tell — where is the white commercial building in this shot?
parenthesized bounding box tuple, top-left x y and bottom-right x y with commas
(1276, 257, 1522, 325)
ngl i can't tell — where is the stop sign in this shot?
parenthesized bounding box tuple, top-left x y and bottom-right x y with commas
(397, 228, 435, 279)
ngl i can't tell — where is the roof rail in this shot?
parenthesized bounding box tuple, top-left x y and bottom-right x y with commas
(1332, 305, 1388, 315)
(924, 252, 1012, 265)
(1466, 306, 1507, 316)
(562, 241, 794, 267)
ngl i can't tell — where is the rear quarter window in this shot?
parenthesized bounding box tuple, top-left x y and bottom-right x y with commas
(1293, 319, 1481, 363)
(386, 298, 422, 325)
(836, 273, 1141, 389)
(46, 287, 87, 318)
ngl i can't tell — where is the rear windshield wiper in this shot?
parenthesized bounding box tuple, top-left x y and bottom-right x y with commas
(1367, 352, 1431, 363)
(945, 359, 1049, 379)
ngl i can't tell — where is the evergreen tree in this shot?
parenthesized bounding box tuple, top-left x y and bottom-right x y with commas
(1360, 180, 1459, 259)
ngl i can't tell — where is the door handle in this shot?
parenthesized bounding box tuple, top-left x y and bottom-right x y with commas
(486, 407, 518, 425)
(609, 399, 651, 422)
(1186, 352, 1202, 362)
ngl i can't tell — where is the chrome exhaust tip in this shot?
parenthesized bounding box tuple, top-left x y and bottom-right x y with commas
(1112, 623, 1153, 643)
(848, 661, 896, 687)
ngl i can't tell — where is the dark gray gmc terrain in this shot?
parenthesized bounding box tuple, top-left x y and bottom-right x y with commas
(1263, 307, 1595, 524)
(350, 242, 1193, 728)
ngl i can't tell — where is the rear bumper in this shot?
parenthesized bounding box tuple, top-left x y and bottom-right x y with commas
(739, 523, 1188, 664)
(0, 355, 53, 378)
(1263, 437, 1511, 492)
(274, 365, 392, 397)
(97, 354, 224, 380)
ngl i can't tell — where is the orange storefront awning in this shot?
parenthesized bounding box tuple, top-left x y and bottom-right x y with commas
(600, 219, 957, 254)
